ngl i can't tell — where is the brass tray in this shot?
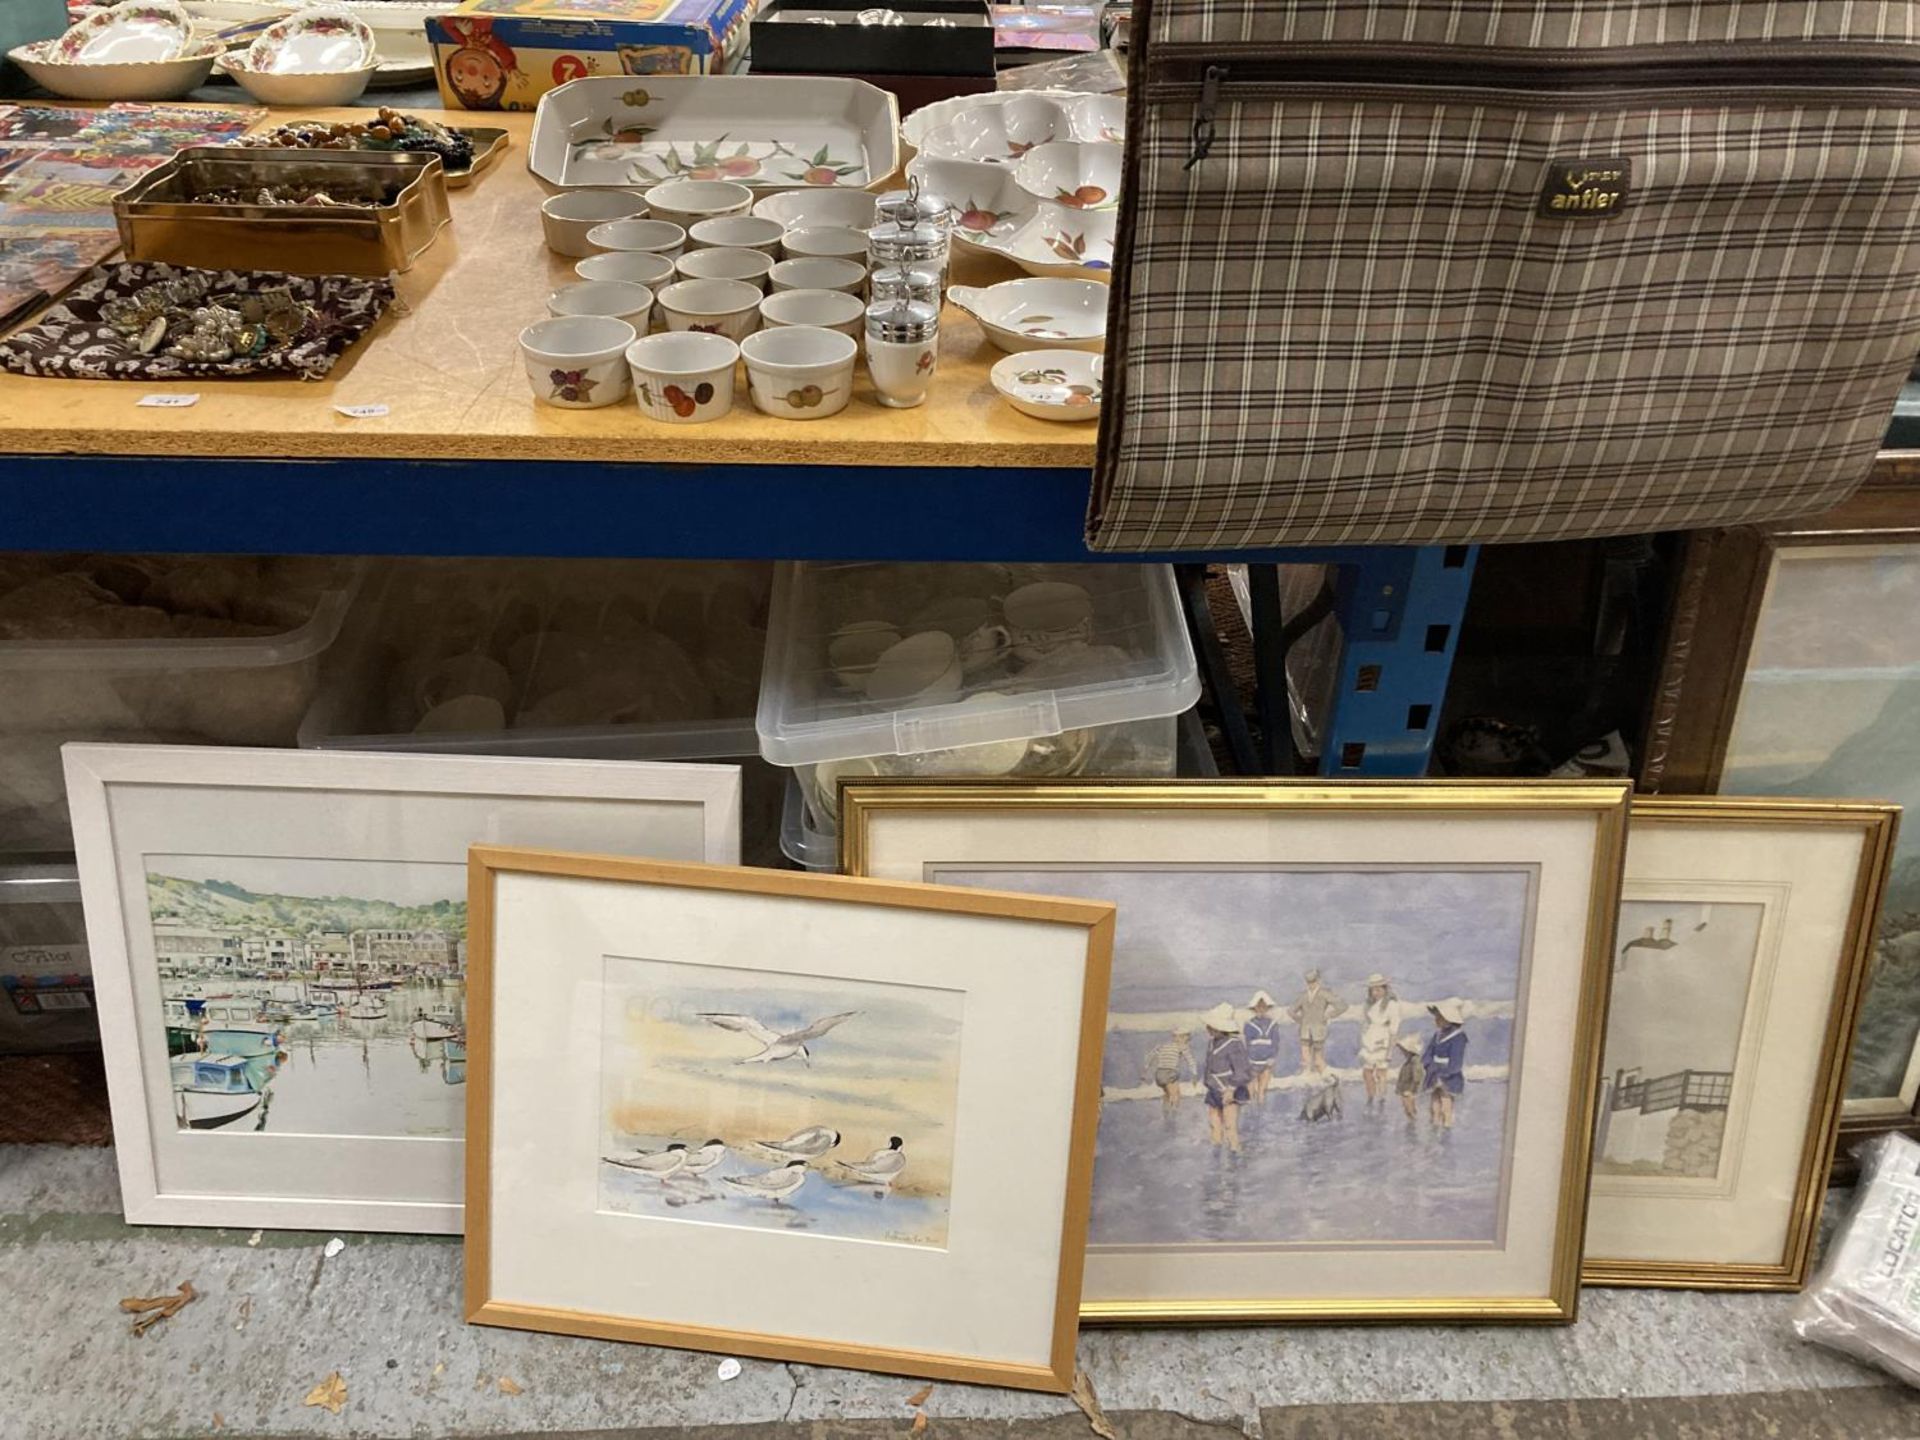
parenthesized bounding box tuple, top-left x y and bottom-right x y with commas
(448, 127, 509, 190)
(113, 148, 452, 279)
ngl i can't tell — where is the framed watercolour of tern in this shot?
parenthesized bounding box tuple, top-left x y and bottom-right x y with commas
(65, 743, 740, 1235)
(463, 848, 1113, 1392)
(839, 778, 1630, 1325)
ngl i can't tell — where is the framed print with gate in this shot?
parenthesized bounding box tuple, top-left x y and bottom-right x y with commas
(1583, 798, 1896, 1289)
(463, 848, 1113, 1391)
(66, 743, 740, 1234)
(841, 779, 1629, 1324)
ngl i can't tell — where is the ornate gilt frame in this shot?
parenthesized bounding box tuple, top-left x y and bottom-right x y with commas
(1582, 797, 1898, 1291)
(462, 846, 1115, 1393)
(1642, 469, 1920, 1151)
(839, 778, 1630, 1325)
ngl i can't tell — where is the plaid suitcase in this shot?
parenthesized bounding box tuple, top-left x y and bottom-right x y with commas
(1088, 1, 1920, 550)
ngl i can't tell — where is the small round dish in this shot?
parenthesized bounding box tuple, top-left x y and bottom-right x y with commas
(758, 287, 865, 339)
(674, 246, 775, 291)
(585, 217, 687, 259)
(768, 256, 866, 295)
(627, 330, 739, 425)
(245, 6, 375, 73)
(1013, 141, 1122, 212)
(946, 277, 1107, 354)
(740, 325, 858, 420)
(9, 38, 220, 100)
(215, 50, 373, 105)
(655, 278, 763, 342)
(644, 178, 754, 233)
(52, 2, 191, 63)
(686, 214, 785, 255)
(573, 250, 676, 288)
(520, 315, 636, 410)
(751, 188, 879, 233)
(780, 226, 869, 262)
(548, 279, 654, 330)
(989, 349, 1102, 422)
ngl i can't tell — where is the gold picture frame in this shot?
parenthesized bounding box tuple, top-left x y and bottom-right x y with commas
(840, 778, 1630, 1325)
(1582, 797, 1898, 1291)
(464, 846, 1115, 1392)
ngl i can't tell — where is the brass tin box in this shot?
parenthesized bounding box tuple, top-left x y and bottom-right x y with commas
(113, 148, 452, 278)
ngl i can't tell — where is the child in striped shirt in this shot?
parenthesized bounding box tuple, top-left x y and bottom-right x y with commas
(1143, 1027, 1195, 1110)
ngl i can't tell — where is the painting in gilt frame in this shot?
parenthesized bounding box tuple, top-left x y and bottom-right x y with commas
(1583, 798, 1896, 1289)
(839, 779, 1629, 1324)
(464, 848, 1113, 1392)
(1643, 472, 1920, 1150)
(65, 743, 740, 1234)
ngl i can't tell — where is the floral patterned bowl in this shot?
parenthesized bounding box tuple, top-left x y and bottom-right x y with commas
(9, 39, 221, 101)
(1013, 141, 1122, 213)
(740, 324, 857, 420)
(989, 348, 1102, 422)
(51, 2, 192, 63)
(245, 7, 375, 74)
(947, 278, 1107, 355)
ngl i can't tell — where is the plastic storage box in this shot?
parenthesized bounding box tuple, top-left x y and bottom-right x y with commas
(757, 560, 1200, 838)
(0, 555, 360, 853)
(298, 557, 770, 759)
(0, 858, 96, 1054)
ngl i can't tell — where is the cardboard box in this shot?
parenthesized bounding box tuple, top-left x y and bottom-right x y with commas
(752, 0, 993, 77)
(427, 0, 758, 113)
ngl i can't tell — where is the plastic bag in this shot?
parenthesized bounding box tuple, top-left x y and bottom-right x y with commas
(1793, 1132, 1920, 1388)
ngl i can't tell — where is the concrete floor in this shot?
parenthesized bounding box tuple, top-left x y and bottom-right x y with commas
(1, 1144, 1912, 1440)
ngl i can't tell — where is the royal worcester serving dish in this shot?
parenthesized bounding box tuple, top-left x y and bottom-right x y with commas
(947, 277, 1107, 354)
(530, 75, 900, 196)
(920, 94, 1085, 166)
(990, 349, 1102, 421)
(655, 277, 763, 342)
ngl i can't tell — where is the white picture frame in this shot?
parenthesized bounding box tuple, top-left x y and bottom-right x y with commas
(65, 743, 740, 1235)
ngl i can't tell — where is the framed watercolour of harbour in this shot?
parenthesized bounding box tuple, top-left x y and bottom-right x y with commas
(65, 744, 739, 1235)
(464, 848, 1112, 1391)
(840, 779, 1630, 1324)
(1583, 798, 1896, 1289)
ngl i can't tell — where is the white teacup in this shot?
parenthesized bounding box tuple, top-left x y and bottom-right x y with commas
(1003, 580, 1094, 659)
(586, 217, 687, 259)
(656, 278, 764, 342)
(740, 324, 858, 420)
(827, 620, 902, 691)
(645, 178, 754, 232)
(865, 630, 962, 705)
(574, 250, 676, 289)
(758, 287, 865, 339)
(626, 330, 739, 425)
(519, 314, 636, 410)
(781, 225, 870, 262)
(547, 279, 653, 330)
(769, 256, 867, 295)
(674, 245, 775, 292)
(688, 214, 785, 255)
(541, 189, 647, 257)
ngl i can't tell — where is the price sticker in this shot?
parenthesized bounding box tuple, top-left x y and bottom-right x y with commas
(334, 403, 391, 419)
(138, 393, 200, 408)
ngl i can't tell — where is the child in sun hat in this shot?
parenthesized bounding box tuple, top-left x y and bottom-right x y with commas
(1243, 989, 1282, 1104)
(1358, 972, 1404, 1107)
(1200, 1002, 1251, 1153)
(1394, 1033, 1424, 1118)
(1420, 999, 1469, 1128)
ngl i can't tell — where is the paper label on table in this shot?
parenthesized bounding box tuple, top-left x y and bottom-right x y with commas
(138, 393, 200, 408)
(334, 403, 390, 419)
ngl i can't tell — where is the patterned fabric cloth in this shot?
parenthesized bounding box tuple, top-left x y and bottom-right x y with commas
(0, 262, 394, 381)
(1089, 1, 1920, 549)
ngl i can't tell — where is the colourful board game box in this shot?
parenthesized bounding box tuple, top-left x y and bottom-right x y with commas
(427, 0, 758, 112)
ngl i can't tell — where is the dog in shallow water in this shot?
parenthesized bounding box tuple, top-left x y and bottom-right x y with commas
(1298, 1071, 1343, 1122)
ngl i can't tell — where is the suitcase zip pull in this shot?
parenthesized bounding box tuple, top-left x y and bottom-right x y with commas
(1185, 64, 1226, 170)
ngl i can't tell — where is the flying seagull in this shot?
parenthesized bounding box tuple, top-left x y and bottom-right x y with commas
(757, 1125, 840, 1160)
(834, 1136, 906, 1186)
(699, 1009, 859, 1064)
(720, 1159, 810, 1202)
(602, 1142, 687, 1179)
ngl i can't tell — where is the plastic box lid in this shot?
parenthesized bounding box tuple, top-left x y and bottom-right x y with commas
(755, 561, 1199, 766)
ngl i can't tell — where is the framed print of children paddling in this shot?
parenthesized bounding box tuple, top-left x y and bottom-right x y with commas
(840, 779, 1630, 1324)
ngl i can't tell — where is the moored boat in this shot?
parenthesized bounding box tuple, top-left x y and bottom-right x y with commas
(170, 1055, 266, 1130)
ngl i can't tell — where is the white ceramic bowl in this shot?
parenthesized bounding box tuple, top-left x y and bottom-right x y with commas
(989, 349, 1103, 422)
(548, 279, 654, 330)
(245, 6, 376, 73)
(947, 277, 1107, 354)
(52, 1, 192, 62)
(9, 39, 220, 101)
(585, 217, 687, 259)
(573, 250, 676, 289)
(752, 188, 879, 233)
(687, 214, 785, 255)
(644, 178, 754, 233)
(674, 246, 775, 291)
(1013, 140, 1123, 212)
(540, 190, 647, 258)
(780, 226, 869, 262)
(520, 315, 636, 410)
(740, 325, 858, 420)
(626, 331, 739, 425)
(758, 287, 865, 340)
(768, 256, 866, 295)
(655, 278, 764, 342)
(215, 51, 373, 106)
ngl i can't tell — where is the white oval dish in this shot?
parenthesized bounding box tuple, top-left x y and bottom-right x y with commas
(947, 278, 1107, 354)
(52, 2, 191, 63)
(246, 6, 374, 73)
(989, 349, 1103, 422)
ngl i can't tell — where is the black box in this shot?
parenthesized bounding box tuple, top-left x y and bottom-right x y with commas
(751, 0, 996, 77)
